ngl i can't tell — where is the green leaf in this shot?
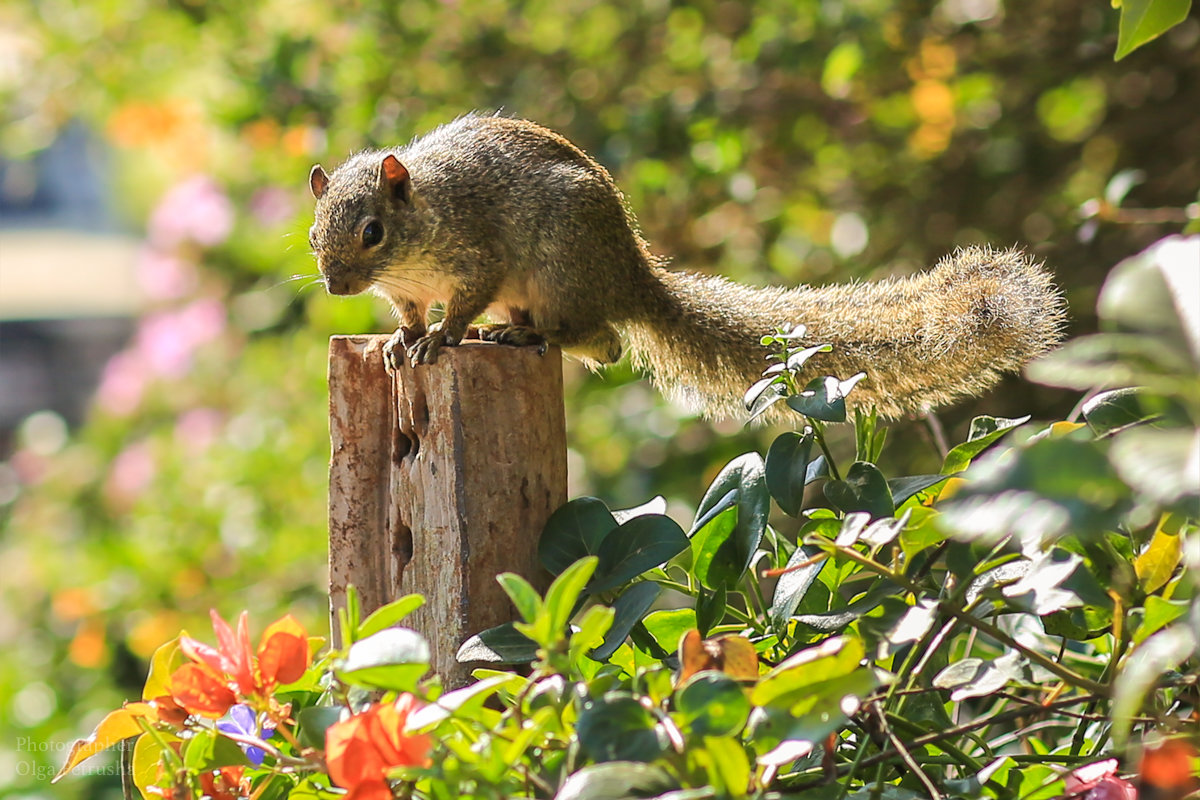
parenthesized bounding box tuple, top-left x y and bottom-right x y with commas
(787, 376, 849, 422)
(697, 735, 753, 797)
(297, 705, 345, 749)
(357, 594, 425, 639)
(1132, 596, 1189, 645)
(573, 604, 616, 664)
(824, 461, 895, 518)
(933, 650, 1028, 700)
(592, 582, 659, 661)
(456, 622, 538, 664)
(555, 762, 676, 800)
(592, 515, 688, 593)
(407, 674, 523, 730)
(769, 544, 826, 633)
(543, 556, 599, 642)
(689, 453, 769, 590)
(539, 497, 619, 575)
(641, 608, 698, 654)
(941, 416, 1029, 474)
(576, 693, 667, 763)
(1115, 0, 1192, 59)
(1082, 387, 1156, 435)
(183, 729, 252, 771)
(676, 672, 751, 738)
(888, 473, 952, 507)
(751, 636, 864, 708)
(497, 572, 543, 625)
(745, 376, 789, 421)
(696, 584, 728, 637)
(765, 430, 815, 517)
(338, 627, 430, 691)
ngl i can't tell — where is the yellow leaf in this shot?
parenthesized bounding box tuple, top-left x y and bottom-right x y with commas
(131, 731, 172, 798)
(142, 635, 184, 700)
(52, 703, 155, 782)
(1135, 513, 1184, 595)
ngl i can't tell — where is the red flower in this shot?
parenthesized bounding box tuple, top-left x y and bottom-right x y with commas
(169, 610, 309, 717)
(325, 695, 432, 800)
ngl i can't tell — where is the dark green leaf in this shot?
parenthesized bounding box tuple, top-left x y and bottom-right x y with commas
(824, 461, 894, 518)
(592, 582, 660, 661)
(769, 544, 825, 634)
(456, 622, 538, 664)
(695, 584, 727, 637)
(576, 694, 667, 763)
(786, 343, 834, 371)
(787, 376, 848, 422)
(592, 515, 688, 593)
(888, 473, 952, 507)
(1115, 0, 1192, 59)
(766, 431, 815, 517)
(539, 497, 619, 575)
(1082, 387, 1156, 435)
(676, 672, 751, 738)
(297, 706, 345, 750)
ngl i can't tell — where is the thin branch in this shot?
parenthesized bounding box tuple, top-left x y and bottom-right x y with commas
(872, 704, 943, 800)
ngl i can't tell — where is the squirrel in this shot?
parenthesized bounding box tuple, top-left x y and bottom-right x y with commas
(308, 113, 1065, 420)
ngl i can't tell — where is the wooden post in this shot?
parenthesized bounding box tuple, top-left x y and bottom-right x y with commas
(328, 335, 566, 685)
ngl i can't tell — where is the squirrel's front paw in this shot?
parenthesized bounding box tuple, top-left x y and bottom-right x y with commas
(478, 324, 549, 356)
(383, 326, 424, 372)
(407, 329, 464, 366)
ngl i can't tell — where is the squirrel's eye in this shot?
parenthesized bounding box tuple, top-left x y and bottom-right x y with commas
(361, 220, 383, 248)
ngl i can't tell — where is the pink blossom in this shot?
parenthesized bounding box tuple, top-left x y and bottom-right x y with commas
(249, 186, 295, 227)
(149, 176, 235, 248)
(105, 441, 155, 506)
(175, 408, 223, 453)
(1062, 759, 1137, 800)
(96, 351, 150, 416)
(137, 246, 197, 300)
(135, 298, 227, 378)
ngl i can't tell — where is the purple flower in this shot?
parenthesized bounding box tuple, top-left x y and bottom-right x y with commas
(216, 704, 274, 766)
(149, 175, 235, 248)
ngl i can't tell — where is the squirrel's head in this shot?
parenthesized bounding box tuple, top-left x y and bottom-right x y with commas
(308, 152, 419, 296)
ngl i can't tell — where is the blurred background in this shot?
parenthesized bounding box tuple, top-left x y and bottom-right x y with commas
(0, 0, 1196, 794)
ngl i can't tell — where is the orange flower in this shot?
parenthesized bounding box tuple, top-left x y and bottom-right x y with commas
(170, 610, 309, 716)
(325, 695, 432, 800)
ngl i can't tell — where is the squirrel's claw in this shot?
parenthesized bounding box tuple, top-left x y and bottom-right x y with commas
(407, 331, 447, 366)
(478, 324, 548, 354)
(384, 326, 426, 372)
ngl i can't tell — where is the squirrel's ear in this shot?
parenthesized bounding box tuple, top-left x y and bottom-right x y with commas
(380, 154, 412, 203)
(309, 165, 329, 200)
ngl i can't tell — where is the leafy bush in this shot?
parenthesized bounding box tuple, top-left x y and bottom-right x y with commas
(59, 236, 1199, 798)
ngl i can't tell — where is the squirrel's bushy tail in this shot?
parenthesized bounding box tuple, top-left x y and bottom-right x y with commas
(624, 246, 1066, 420)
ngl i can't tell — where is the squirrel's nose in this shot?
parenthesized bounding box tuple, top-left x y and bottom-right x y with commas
(325, 275, 356, 295)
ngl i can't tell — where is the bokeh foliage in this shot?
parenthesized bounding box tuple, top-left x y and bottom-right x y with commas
(1, 0, 1196, 795)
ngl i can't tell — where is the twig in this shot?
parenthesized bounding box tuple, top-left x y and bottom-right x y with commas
(872, 703, 943, 799)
